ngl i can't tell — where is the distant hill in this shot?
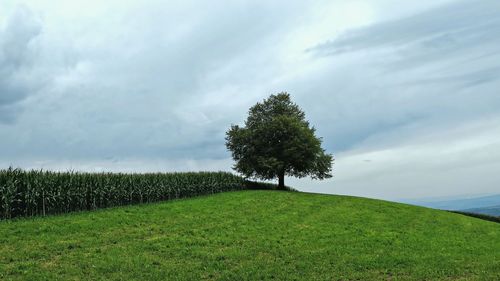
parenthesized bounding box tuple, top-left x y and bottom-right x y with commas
(462, 205, 500, 217)
(403, 194, 500, 211)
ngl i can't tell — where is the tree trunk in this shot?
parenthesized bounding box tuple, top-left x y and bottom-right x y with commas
(278, 172, 285, 190)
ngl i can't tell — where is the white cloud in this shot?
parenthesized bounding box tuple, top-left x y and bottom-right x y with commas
(291, 116, 500, 200)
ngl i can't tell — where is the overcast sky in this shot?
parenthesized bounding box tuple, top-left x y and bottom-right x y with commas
(1, 0, 499, 200)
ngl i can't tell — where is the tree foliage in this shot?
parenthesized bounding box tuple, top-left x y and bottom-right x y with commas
(226, 92, 333, 189)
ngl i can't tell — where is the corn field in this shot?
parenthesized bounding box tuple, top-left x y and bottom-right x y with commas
(0, 168, 245, 220)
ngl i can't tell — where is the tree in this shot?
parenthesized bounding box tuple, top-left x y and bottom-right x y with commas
(226, 92, 333, 189)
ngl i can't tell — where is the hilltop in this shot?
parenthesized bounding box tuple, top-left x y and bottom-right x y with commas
(1, 191, 499, 280)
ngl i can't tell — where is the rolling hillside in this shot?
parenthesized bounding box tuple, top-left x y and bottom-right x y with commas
(1, 191, 499, 280)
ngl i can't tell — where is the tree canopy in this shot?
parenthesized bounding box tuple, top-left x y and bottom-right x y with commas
(226, 92, 333, 189)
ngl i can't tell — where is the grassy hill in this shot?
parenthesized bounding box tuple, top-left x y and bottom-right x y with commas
(1, 190, 499, 280)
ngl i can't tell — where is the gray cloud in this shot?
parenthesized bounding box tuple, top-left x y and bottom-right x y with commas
(296, 0, 500, 153)
(0, 1, 312, 160)
(0, 6, 42, 122)
(0, 5, 79, 123)
(310, 0, 500, 58)
(1, 0, 499, 200)
(308, 0, 500, 92)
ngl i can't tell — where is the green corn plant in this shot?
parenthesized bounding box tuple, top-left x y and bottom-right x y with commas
(0, 168, 247, 220)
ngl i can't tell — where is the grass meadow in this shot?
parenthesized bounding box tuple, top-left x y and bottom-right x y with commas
(1, 191, 499, 280)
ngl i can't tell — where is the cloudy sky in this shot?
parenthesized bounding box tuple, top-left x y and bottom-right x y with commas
(1, 0, 499, 200)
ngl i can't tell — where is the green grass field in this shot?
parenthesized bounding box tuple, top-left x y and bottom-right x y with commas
(1, 190, 499, 280)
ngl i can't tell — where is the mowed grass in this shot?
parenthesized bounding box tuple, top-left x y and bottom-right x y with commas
(0, 191, 499, 280)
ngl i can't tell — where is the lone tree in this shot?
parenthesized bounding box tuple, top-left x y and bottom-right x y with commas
(226, 92, 333, 189)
